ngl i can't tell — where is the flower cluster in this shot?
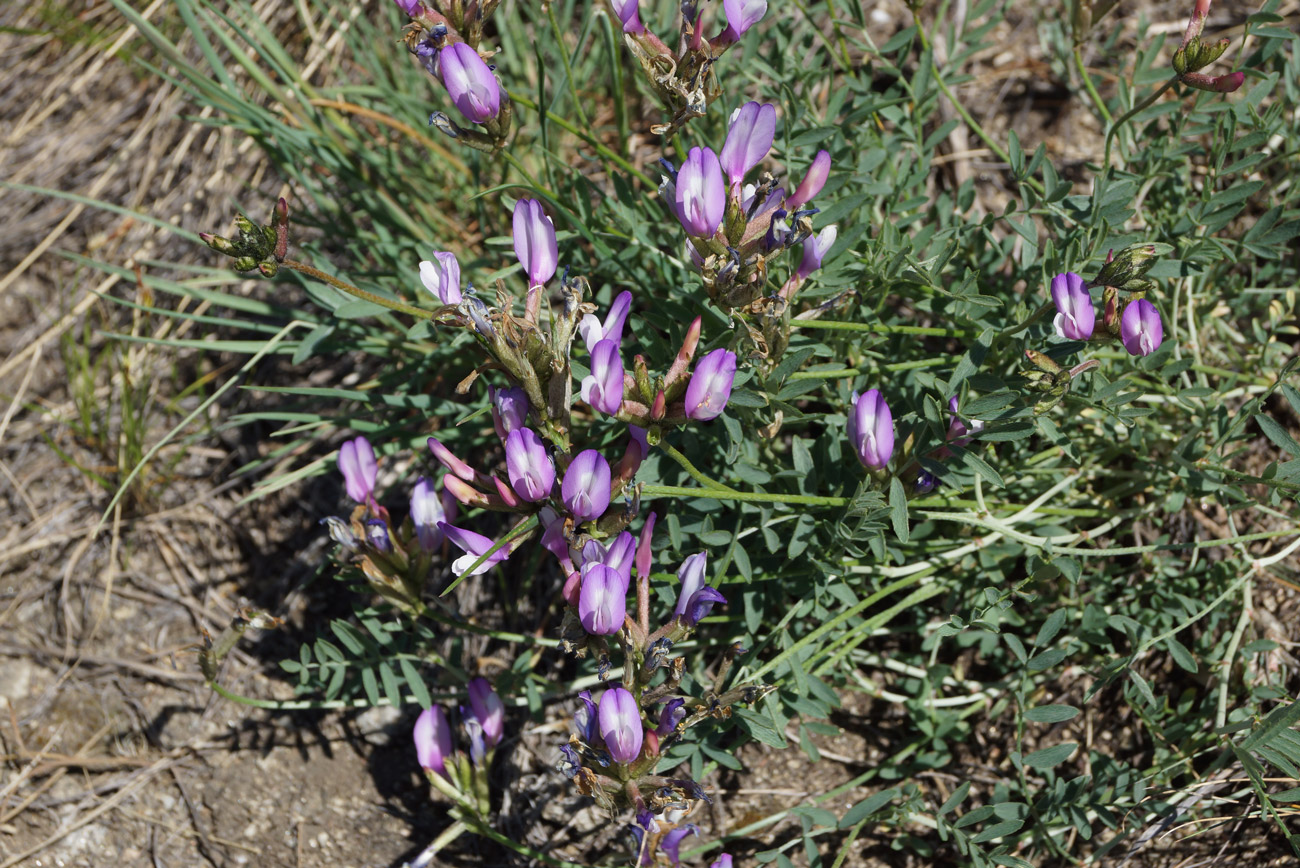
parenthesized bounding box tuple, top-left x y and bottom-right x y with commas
(662, 100, 836, 342)
(397, 0, 514, 150)
(412, 677, 504, 822)
(1021, 245, 1168, 414)
(613, 0, 768, 135)
(323, 435, 459, 614)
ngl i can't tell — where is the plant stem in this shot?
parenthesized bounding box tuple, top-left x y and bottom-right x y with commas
(791, 320, 977, 337)
(659, 441, 739, 492)
(282, 260, 432, 320)
(1073, 46, 1113, 124)
(641, 484, 849, 506)
(1103, 76, 1179, 168)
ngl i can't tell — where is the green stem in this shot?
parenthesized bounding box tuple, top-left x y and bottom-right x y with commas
(1216, 576, 1253, 729)
(546, 5, 593, 132)
(1073, 46, 1113, 124)
(1103, 76, 1179, 168)
(791, 320, 976, 337)
(659, 441, 739, 492)
(641, 483, 850, 506)
(282, 260, 432, 320)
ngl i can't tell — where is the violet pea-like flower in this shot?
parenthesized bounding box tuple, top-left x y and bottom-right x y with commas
(505, 427, 555, 502)
(513, 198, 558, 288)
(847, 389, 894, 470)
(609, 0, 644, 33)
(490, 385, 529, 440)
(578, 290, 632, 352)
(719, 102, 776, 192)
(410, 476, 455, 552)
(796, 225, 838, 279)
(674, 147, 726, 238)
(1121, 298, 1163, 356)
(466, 677, 505, 747)
(785, 149, 831, 210)
(440, 522, 510, 576)
(711, 856, 735, 868)
(578, 563, 626, 635)
(661, 825, 699, 868)
(581, 339, 624, 415)
(597, 687, 643, 763)
(338, 436, 378, 504)
(438, 42, 500, 124)
(1051, 271, 1095, 341)
(719, 0, 767, 42)
(685, 348, 738, 422)
(574, 689, 598, 742)
(562, 450, 611, 522)
(413, 706, 453, 778)
(418, 251, 462, 305)
(673, 552, 726, 625)
(655, 698, 685, 736)
(582, 531, 636, 590)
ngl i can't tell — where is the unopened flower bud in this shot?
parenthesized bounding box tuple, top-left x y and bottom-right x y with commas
(414, 706, 453, 778)
(338, 436, 378, 505)
(847, 389, 894, 470)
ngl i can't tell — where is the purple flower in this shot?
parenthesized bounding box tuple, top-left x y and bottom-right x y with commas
(674, 552, 726, 625)
(1051, 272, 1094, 340)
(579, 563, 626, 635)
(785, 149, 831, 209)
(610, 0, 644, 33)
(466, 677, 505, 747)
(598, 687, 643, 763)
(414, 706, 453, 777)
(796, 225, 837, 278)
(582, 531, 636, 589)
(574, 690, 598, 742)
(578, 290, 633, 351)
(562, 450, 611, 522)
(1121, 298, 1163, 356)
(581, 339, 624, 415)
(393, 0, 421, 13)
(438, 42, 500, 124)
(440, 522, 510, 576)
(366, 519, 392, 552)
(410, 476, 455, 551)
(720, 0, 767, 42)
(718, 102, 776, 191)
(505, 427, 555, 502)
(947, 396, 984, 443)
(674, 147, 726, 237)
(847, 389, 894, 470)
(711, 856, 734, 868)
(513, 198, 558, 288)
(418, 252, 462, 305)
(685, 348, 738, 421)
(491, 385, 529, 440)
(914, 470, 939, 495)
(660, 825, 699, 867)
(655, 698, 685, 736)
(338, 436, 378, 504)
(427, 437, 475, 481)
(539, 506, 571, 563)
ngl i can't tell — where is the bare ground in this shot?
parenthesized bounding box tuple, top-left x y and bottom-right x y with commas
(3, 0, 1299, 867)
